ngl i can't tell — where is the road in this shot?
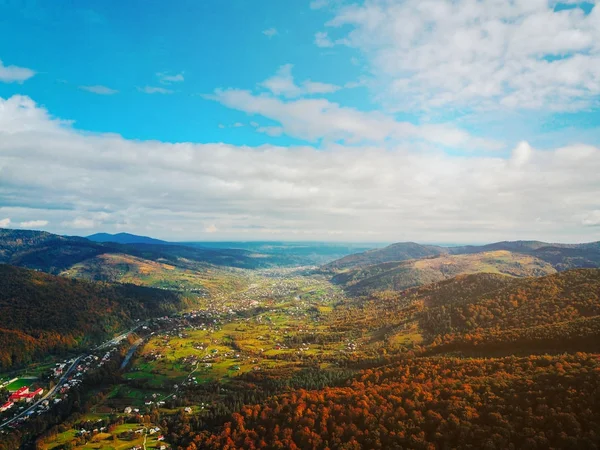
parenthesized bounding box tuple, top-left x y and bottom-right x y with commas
(0, 356, 83, 430)
(96, 323, 142, 350)
(1, 322, 149, 430)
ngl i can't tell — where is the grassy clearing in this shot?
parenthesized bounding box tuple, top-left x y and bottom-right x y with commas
(5, 378, 34, 391)
(46, 422, 166, 450)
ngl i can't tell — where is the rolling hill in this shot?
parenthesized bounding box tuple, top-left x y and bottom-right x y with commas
(322, 239, 600, 273)
(0, 264, 192, 369)
(418, 268, 600, 354)
(321, 241, 447, 272)
(60, 252, 249, 296)
(332, 250, 557, 295)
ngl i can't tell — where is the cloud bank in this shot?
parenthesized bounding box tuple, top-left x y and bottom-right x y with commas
(1, 94, 599, 242)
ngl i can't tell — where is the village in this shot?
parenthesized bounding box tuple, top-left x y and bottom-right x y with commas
(0, 271, 372, 450)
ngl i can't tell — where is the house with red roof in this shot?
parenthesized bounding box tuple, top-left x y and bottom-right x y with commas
(9, 387, 43, 403)
(1, 401, 14, 412)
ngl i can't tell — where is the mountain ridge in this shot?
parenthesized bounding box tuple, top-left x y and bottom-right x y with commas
(87, 232, 168, 245)
(322, 239, 600, 274)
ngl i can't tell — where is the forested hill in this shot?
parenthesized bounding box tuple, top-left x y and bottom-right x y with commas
(332, 250, 557, 295)
(0, 228, 306, 274)
(0, 264, 190, 369)
(322, 239, 600, 273)
(420, 268, 600, 354)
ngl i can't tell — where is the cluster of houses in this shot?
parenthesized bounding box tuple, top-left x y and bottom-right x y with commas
(1, 386, 44, 413)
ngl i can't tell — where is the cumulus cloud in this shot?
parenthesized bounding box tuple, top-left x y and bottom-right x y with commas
(79, 85, 118, 95)
(208, 87, 500, 149)
(1, 94, 599, 242)
(19, 220, 49, 228)
(315, 31, 335, 48)
(0, 59, 35, 83)
(261, 64, 340, 97)
(318, 0, 600, 111)
(138, 86, 173, 94)
(0, 218, 11, 228)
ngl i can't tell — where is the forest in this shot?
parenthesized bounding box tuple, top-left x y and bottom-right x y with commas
(171, 354, 600, 449)
(0, 264, 189, 369)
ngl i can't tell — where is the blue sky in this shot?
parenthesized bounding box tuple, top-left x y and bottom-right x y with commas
(0, 0, 599, 242)
(0, 0, 365, 146)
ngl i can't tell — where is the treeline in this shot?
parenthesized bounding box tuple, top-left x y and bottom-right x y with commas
(0, 264, 188, 369)
(184, 353, 600, 449)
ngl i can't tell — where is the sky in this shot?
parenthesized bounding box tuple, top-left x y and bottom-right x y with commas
(0, 0, 599, 243)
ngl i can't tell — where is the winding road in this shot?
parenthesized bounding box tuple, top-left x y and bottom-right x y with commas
(0, 356, 83, 430)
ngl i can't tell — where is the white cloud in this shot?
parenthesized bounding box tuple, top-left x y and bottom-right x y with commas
(1, 94, 599, 242)
(19, 220, 49, 228)
(209, 65, 497, 149)
(80, 85, 118, 95)
(315, 31, 335, 48)
(256, 125, 284, 137)
(157, 72, 184, 84)
(0, 218, 11, 228)
(138, 86, 173, 94)
(511, 141, 533, 167)
(582, 210, 600, 227)
(62, 217, 97, 229)
(261, 64, 340, 98)
(310, 0, 331, 10)
(263, 28, 278, 38)
(209, 87, 500, 149)
(0, 59, 35, 83)
(319, 0, 600, 111)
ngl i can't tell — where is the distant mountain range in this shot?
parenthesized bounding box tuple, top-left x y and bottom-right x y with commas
(323, 240, 600, 272)
(0, 229, 307, 275)
(87, 232, 168, 245)
(322, 240, 600, 295)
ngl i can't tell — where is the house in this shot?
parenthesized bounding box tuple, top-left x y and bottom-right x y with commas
(124, 407, 133, 414)
(21, 388, 44, 403)
(8, 387, 29, 401)
(9, 386, 43, 402)
(1, 401, 14, 412)
(157, 435, 165, 441)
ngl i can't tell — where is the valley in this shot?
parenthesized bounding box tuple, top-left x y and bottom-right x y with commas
(1, 232, 600, 449)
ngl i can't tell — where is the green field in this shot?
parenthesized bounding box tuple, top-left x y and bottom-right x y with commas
(5, 377, 35, 392)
